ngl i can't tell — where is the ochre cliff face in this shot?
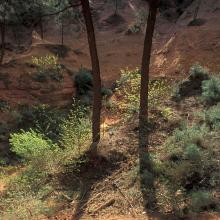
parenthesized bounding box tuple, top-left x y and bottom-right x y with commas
(0, 61, 75, 107)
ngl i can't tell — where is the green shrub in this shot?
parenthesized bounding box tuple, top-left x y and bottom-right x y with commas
(60, 100, 91, 162)
(0, 72, 12, 88)
(154, 122, 219, 215)
(172, 64, 209, 100)
(31, 55, 63, 82)
(201, 77, 220, 105)
(198, 103, 220, 129)
(115, 68, 171, 118)
(189, 64, 209, 81)
(190, 191, 213, 212)
(17, 104, 64, 142)
(101, 87, 113, 97)
(74, 67, 93, 96)
(0, 192, 49, 220)
(9, 129, 63, 174)
(0, 100, 9, 112)
(45, 44, 69, 58)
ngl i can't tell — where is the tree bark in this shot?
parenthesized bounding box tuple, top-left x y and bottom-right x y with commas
(39, 17, 44, 40)
(80, 0, 102, 149)
(139, 0, 159, 150)
(0, 18, 6, 64)
(61, 23, 64, 45)
(193, 0, 201, 20)
(114, 0, 118, 15)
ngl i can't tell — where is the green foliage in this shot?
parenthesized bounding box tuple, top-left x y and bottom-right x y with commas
(10, 129, 57, 161)
(189, 64, 209, 81)
(0, 72, 12, 89)
(201, 76, 220, 105)
(31, 55, 63, 82)
(190, 191, 213, 212)
(198, 103, 220, 129)
(46, 44, 69, 58)
(126, 8, 148, 34)
(101, 87, 113, 97)
(74, 68, 93, 96)
(74, 68, 94, 105)
(2, 100, 92, 218)
(154, 122, 219, 215)
(0, 99, 9, 112)
(60, 100, 91, 162)
(16, 104, 64, 142)
(172, 64, 209, 100)
(127, 22, 142, 34)
(115, 68, 171, 118)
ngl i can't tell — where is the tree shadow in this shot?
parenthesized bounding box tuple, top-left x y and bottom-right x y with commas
(139, 120, 158, 215)
(58, 153, 120, 220)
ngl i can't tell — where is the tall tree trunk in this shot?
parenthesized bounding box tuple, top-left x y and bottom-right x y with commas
(80, 0, 102, 149)
(114, 0, 118, 15)
(61, 23, 64, 45)
(0, 18, 6, 64)
(193, 0, 201, 20)
(139, 0, 159, 153)
(39, 17, 44, 40)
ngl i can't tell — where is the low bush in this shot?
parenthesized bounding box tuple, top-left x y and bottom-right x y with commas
(201, 76, 220, 105)
(0, 72, 12, 89)
(74, 67, 93, 96)
(0, 100, 9, 112)
(31, 55, 63, 82)
(60, 100, 91, 162)
(198, 103, 220, 129)
(45, 44, 69, 58)
(115, 68, 171, 118)
(1, 101, 92, 219)
(154, 121, 219, 215)
(172, 64, 209, 100)
(17, 104, 65, 142)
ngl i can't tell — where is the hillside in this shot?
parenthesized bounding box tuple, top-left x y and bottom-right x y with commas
(0, 0, 220, 220)
(0, 0, 220, 107)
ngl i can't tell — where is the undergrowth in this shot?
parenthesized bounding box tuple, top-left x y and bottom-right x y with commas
(114, 68, 171, 119)
(31, 55, 63, 82)
(0, 100, 91, 219)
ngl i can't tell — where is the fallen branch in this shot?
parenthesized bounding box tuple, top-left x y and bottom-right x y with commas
(92, 198, 115, 214)
(112, 182, 137, 216)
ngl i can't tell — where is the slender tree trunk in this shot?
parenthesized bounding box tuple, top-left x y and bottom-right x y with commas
(138, 0, 159, 209)
(139, 0, 159, 150)
(0, 18, 6, 64)
(80, 0, 102, 149)
(61, 23, 64, 45)
(114, 0, 118, 15)
(193, 0, 201, 20)
(39, 17, 44, 40)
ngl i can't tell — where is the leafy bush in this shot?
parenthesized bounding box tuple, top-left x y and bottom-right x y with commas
(45, 44, 69, 58)
(201, 77, 220, 105)
(172, 64, 209, 100)
(154, 122, 219, 215)
(0, 192, 49, 220)
(10, 129, 63, 174)
(10, 129, 57, 160)
(74, 67, 93, 96)
(115, 68, 171, 118)
(0, 72, 12, 89)
(17, 104, 64, 142)
(31, 55, 63, 82)
(190, 191, 213, 212)
(126, 8, 148, 34)
(60, 100, 91, 162)
(198, 103, 220, 129)
(0, 100, 9, 112)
